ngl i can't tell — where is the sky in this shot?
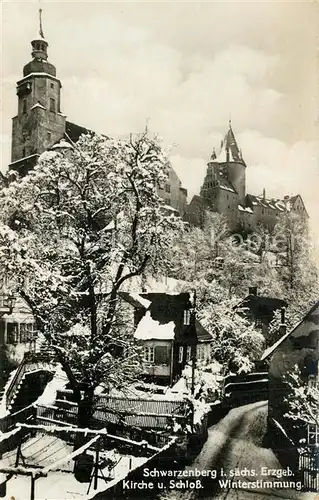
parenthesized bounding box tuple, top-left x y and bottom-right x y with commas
(1, 0, 318, 256)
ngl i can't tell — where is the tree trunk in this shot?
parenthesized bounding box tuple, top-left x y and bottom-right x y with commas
(74, 386, 95, 451)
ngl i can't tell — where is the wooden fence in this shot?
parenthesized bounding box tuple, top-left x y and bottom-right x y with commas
(55, 391, 191, 430)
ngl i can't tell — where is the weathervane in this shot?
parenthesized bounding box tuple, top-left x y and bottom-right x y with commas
(39, 0, 44, 38)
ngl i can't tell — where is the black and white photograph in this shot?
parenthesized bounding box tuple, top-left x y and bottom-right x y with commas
(0, 1, 318, 499)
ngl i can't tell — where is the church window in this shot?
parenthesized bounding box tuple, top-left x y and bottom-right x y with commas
(165, 184, 171, 193)
(47, 132, 51, 141)
(49, 98, 55, 112)
(50, 83, 54, 89)
(22, 99, 27, 114)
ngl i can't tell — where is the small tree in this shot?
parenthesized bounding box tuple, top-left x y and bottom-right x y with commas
(0, 131, 183, 430)
(284, 365, 319, 449)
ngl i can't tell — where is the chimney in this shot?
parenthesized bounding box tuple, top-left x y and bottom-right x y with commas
(263, 188, 266, 200)
(249, 286, 258, 296)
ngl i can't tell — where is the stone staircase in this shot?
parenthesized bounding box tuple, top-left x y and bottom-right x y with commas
(6, 350, 55, 411)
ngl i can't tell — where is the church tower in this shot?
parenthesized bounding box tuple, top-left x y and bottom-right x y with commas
(10, 9, 66, 175)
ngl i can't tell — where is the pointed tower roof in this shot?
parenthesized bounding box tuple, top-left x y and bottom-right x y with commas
(216, 120, 245, 164)
(32, 8, 47, 43)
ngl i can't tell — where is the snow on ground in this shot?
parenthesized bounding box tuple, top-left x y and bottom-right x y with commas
(2, 433, 149, 500)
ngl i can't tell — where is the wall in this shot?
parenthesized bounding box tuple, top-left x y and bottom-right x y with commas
(268, 303, 319, 444)
(0, 295, 36, 364)
(140, 339, 172, 379)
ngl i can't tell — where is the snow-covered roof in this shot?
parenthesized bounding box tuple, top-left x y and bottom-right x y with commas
(134, 311, 175, 340)
(51, 139, 74, 150)
(238, 204, 253, 214)
(261, 300, 319, 361)
(17, 73, 61, 84)
(32, 33, 48, 43)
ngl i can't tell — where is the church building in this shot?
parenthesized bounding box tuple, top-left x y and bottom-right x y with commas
(8, 11, 187, 217)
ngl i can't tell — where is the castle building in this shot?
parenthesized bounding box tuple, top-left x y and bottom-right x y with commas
(186, 122, 308, 231)
(8, 11, 187, 216)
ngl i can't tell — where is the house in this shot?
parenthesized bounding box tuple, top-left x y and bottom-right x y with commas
(120, 291, 213, 385)
(0, 293, 37, 364)
(261, 301, 319, 490)
(235, 287, 287, 336)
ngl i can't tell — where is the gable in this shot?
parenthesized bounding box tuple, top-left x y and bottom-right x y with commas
(261, 301, 319, 360)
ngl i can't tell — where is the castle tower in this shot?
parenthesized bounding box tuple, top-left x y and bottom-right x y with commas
(198, 121, 246, 230)
(217, 120, 246, 205)
(10, 9, 66, 175)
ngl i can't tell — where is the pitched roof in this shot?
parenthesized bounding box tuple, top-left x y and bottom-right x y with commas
(218, 174, 237, 193)
(261, 300, 319, 360)
(195, 320, 213, 342)
(235, 294, 287, 316)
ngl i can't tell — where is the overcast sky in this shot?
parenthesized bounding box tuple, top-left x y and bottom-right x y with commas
(1, 0, 318, 256)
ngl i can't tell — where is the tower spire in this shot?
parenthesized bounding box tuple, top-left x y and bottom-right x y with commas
(31, 5, 48, 61)
(39, 7, 44, 39)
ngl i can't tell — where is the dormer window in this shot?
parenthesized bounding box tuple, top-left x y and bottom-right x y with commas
(184, 309, 191, 326)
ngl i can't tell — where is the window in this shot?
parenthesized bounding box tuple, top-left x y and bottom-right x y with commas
(165, 198, 170, 205)
(178, 346, 184, 363)
(186, 346, 192, 362)
(22, 99, 27, 114)
(165, 184, 171, 193)
(197, 344, 207, 362)
(47, 132, 52, 141)
(49, 98, 55, 112)
(308, 374, 317, 389)
(183, 310, 191, 326)
(7, 323, 19, 344)
(307, 424, 319, 445)
(50, 83, 54, 89)
(154, 346, 169, 365)
(143, 346, 154, 363)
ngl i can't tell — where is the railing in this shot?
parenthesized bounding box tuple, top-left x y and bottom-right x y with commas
(6, 356, 28, 408)
(299, 447, 319, 492)
(44, 393, 192, 431)
(6, 351, 55, 409)
(0, 404, 36, 433)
